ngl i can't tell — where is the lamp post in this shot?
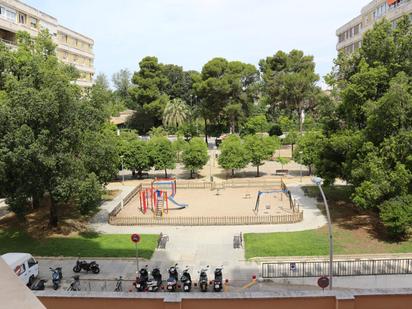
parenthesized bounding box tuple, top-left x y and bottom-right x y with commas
(120, 155, 124, 185)
(312, 176, 333, 290)
(299, 151, 303, 183)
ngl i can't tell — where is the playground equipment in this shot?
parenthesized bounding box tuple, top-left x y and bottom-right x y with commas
(152, 178, 188, 210)
(139, 188, 169, 217)
(254, 188, 289, 214)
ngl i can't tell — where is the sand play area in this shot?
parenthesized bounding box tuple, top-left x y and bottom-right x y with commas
(116, 187, 295, 218)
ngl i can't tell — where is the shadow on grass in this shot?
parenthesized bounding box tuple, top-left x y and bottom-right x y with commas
(301, 185, 392, 242)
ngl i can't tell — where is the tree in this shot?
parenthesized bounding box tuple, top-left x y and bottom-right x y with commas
(244, 135, 280, 176)
(95, 73, 110, 89)
(148, 136, 176, 177)
(218, 135, 249, 176)
(182, 137, 209, 178)
(194, 58, 259, 142)
(0, 31, 117, 227)
(260, 50, 320, 131)
(276, 157, 290, 170)
(163, 98, 190, 128)
(112, 69, 132, 100)
(242, 115, 270, 135)
(120, 138, 152, 179)
(380, 195, 412, 240)
(172, 137, 188, 162)
(293, 130, 325, 174)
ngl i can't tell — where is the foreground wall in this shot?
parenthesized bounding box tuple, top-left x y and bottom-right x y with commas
(37, 290, 412, 309)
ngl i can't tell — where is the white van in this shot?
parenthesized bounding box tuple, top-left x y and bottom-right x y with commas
(1, 253, 39, 285)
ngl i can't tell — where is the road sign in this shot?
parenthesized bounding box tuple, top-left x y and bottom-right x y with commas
(131, 233, 141, 243)
(317, 276, 330, 289)
(290, 262, 296, 271)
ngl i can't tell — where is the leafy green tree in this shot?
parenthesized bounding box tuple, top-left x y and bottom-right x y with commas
(112, 68, 132, 101)
(260, 50, 320, 131)
(293, 130, 325, 174)
(172, 137, 188, 162)
(163, 98, 190, 128)
(242, 115, 270, 135)
(124, 139, 152, 178)
(0, 31, 116, 227)
(95, 73, 110, 89)
(380, 195, 412, 240)
(77, 173, 103, 215)
(218, 135, 249, 176)
(182, 137, 209, 178)
(283, 130, 299, 154)
(276, 157, 290, 170)
(148, 136, 176, 177)
(244, 135, 280, 176)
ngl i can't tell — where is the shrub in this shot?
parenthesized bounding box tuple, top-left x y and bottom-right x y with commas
(78, 173, 103, 215)
(379, 195, 412, 240)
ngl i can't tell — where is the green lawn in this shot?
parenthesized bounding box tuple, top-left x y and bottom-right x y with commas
(244, 185, 412, 259)
(0, 230, 158, 259)
(244, 229, 412, 259)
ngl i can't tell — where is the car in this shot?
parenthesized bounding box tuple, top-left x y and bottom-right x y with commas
(1, 253, 39, 286)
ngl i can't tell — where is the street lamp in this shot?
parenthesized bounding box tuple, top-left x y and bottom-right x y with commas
(299, 151, 303, 183)
(120, 155, 125, 185)
(312, 176, 333, 290)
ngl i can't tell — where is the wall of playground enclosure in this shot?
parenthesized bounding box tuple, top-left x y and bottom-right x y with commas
(108, 180, 303, 226)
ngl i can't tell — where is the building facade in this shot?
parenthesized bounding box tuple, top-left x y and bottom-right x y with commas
(0, 0, 94, 87)
(336, 0, 412, 54)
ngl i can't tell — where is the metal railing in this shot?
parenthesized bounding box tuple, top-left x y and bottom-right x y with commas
(262, 259, 412, 278)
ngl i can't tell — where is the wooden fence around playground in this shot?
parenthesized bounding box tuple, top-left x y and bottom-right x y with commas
(108, 179, 303, 226)
(109, 212, 304, 226)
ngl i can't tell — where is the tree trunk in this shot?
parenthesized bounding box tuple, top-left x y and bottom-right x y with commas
(132, 170, 136, 179)
(32, 192, 42, 209)
(291, 143, 294, 155)
(309, 165, 312, 175)
(138, 169, 143, 179)
(164, 169, 168, 178)
(231, 169, 235, 177)
(256, 165, 260, 177)
(49, 195, 58, 228)
(204, 118, 208, 145)
(190, 170, 193, 179)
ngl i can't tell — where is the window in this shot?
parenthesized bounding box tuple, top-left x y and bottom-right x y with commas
(28, 258, 37, 268)
(18, 13, 26, 24)
(5, 9, 16, 21)
(30, 17, 37, 28)
(75, 39, 78, 46)
(0, 6, 4, 16)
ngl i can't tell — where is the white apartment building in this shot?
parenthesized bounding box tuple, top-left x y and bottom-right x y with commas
(0, 0, 95, 87)
(336, 0, 412, 54)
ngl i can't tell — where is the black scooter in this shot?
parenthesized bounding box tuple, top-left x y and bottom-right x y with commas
(213, 267, 224, 292)
(133, 265, 149, 292)
(181, 267, 192, 292)
(147, 268, 162, 292)
(198, 265, 209, 292)
(50, 267, 63, 290)
(166, 264, 178, 292)
(73, 257, 100, 274)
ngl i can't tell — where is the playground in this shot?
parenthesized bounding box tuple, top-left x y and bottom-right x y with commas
(116, 178, 297, 219)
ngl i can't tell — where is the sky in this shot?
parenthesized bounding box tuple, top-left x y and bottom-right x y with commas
(24, 0, 370, 87)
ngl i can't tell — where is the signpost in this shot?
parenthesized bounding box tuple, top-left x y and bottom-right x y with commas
(290, 262, 296, 272)
(317, 276, 330, 290)
(131, 233, 141, 272)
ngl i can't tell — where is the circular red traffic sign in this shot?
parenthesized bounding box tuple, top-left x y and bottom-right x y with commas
(131, 233, 141, 243)
(317, 276, 329, 289)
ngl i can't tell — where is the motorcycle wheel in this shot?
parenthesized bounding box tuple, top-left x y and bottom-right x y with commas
(91, 266, 100, 274)
(53, 282, 59, 290)
(73, 266, 81, 273)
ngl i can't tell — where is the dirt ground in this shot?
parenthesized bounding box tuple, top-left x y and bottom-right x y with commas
(117, 187, 294, 218)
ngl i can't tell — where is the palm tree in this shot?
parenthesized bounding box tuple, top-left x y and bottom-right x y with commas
(163, 98, 190, 128)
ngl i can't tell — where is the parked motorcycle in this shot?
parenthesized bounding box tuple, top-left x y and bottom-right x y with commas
(30, 279, 46, 291)
(133, 265, 149, 292)
(49, 267, 63, 290)
(180, 267, 192, 292)
(73, 258, 100, 274)
(166, 264, 178, 292)
(147, 268, 162, 292)
(198, 266, 209, 292)
(213, 267, 224, 292)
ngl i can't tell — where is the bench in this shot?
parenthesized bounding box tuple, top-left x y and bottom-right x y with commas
(275, 169, 289, 176)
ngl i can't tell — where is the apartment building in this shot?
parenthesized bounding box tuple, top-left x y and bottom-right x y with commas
(0, 0, 94, 87)
(336, 0, 412, 54)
